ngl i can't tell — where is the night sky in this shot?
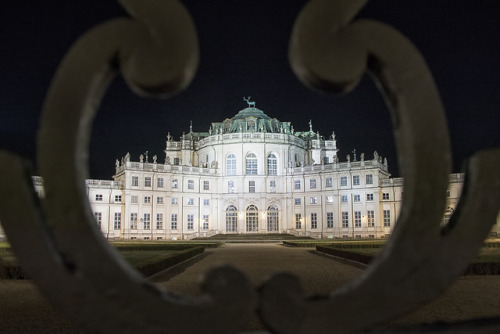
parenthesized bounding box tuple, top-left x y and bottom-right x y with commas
(1, 0, 499, 180)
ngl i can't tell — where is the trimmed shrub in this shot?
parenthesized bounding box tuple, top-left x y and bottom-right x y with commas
(135, 246, 205, 277)
(316, 246, 374, 265)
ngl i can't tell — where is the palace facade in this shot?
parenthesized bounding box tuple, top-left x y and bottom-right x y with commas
(1, 102, 497, 241)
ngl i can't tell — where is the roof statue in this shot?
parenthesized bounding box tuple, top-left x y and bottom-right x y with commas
(243, 96, 256, 108)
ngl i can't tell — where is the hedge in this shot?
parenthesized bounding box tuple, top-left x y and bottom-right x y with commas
(135, 246, 205, 277)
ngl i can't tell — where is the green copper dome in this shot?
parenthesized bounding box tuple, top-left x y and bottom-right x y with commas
(230, 107, 271, 121)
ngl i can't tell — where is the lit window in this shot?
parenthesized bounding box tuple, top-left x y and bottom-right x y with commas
(246, 153, 258, 175)
(143, 213, 151, 230)
(326, 196, 333, 203)
(267, 154, 277, 175)
(226, 154, 236, 176)
(295, 214, 302, 229)
(130, 213, 137, 230)
(340, 176, 347, 186)
(326, 177, 332, 188)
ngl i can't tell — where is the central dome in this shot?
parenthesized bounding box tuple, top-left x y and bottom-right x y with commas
(231, 107, 271, 121)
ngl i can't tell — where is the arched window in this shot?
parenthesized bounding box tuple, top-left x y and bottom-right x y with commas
(246, 153, 257, 175)
(226, 205, 238, 232)
(226, 154, 236, 176)
(247, 120, 255, 132)
(246, 205, 258, 232)
(267, 205, 279, 232)
(267, 153, 277, 175)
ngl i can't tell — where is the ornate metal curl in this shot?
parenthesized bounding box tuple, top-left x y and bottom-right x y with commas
(0, 1, 256, 333)
(259, 0, 500, 333)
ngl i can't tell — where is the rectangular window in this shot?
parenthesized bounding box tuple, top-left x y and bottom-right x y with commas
(354, 194, 360, 202)
(342, 212, 349, 228)
(383, 193, 390, 200)
(131, 195, 138, 203)
(384, 210, 391, 227)
(203, 180, 209, 190)
(341, 195, 348, 203)
(132, 176, 139, 187)
(173, 157, 180, 165)
(310, 178, 317, 189)
(202, 215, 209, 230)
(114, 212, 121, 230)
(295, 214, 302, 229)
(228, 181, 234, 193)
(187, 214, 194, 230)
(171, 197, 178, 205)
(367, 210, 375, 227)
(310, 197, 317, 204)
(295, 198, 301, 205)
(366, 193, 374, 201)
(94, 212, 102, 228)
(187, 198, 194, 205)
(295, 180, 301, 190)
(171, 214, 177, 230)
(340, 176, 347, 186)
(95, 194, 103, 201)
(366, 174, 373, 185)
(326, 196, 334, 203)
(188, 180, 194, 190)
(144, 196, 151, 204)
(172, 179, 178, 189)
(249, 181, 255, 193)
(114, 195, 121, 202)
(143, 213, 151, 230)
(353, 175, 360, 185)
(156, 213, 163, 230)
(327, 212, 334, 228)
(145, 177, 152, 187)
(311, 213, 317, 229)
(354, 211, 362, 227)
(203, 199, 210, 206)
(326, 177, 332, 188)
(270, 180, 276, 193)
(157, 197, 163, 204)
(130, 213, 137, 229)
(157, 178, 164, 188)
